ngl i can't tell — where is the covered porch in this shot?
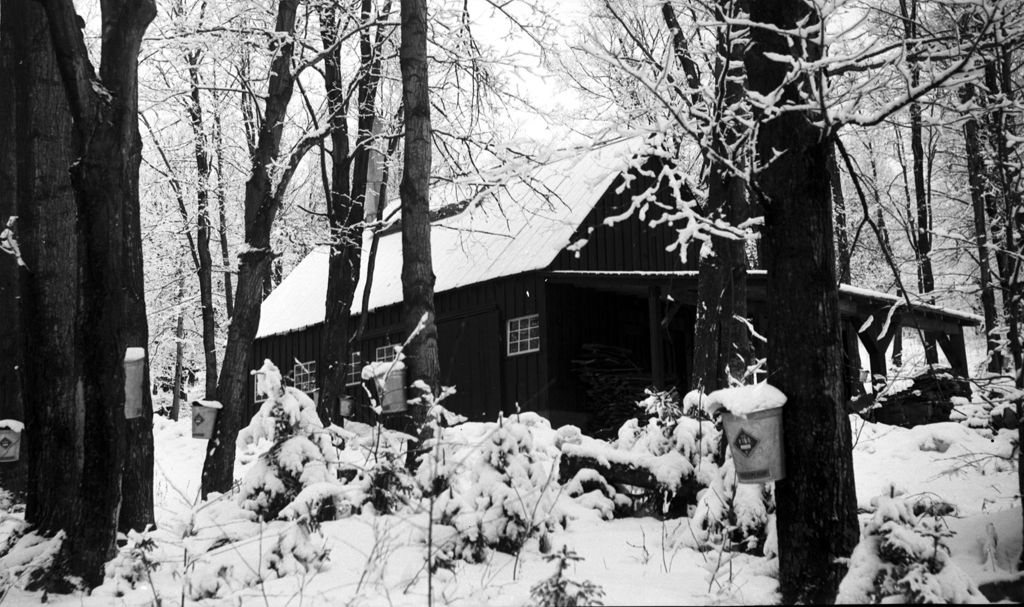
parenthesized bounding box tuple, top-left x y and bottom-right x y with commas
(544, 270, 980, 408)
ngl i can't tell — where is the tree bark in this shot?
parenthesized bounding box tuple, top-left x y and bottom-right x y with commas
(3, 0, 83, 543)
(0, 0, 27, 497)
(399, 0, 440, 414)
(120, 108, 154, 533)
(39, 0, 155, 585)
(828, 149, 852, 284)
(984, 45, 1023, 384)
(201, 0, 307, 497)
(745, 1, 859, 602)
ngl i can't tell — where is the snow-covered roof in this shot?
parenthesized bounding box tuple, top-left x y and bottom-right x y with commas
(837, 284, 983, 325)
(257, 139, 641, 338)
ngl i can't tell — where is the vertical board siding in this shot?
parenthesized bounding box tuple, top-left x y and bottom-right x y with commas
(550, 175, 699, 273)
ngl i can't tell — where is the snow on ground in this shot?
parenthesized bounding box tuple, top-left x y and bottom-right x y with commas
(2, 405, 1021, 605)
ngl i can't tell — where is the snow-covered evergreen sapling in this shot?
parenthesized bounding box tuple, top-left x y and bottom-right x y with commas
(236, 359, 340, 521)
(420, 412, 558, 563)
(529, 546, 605, 607)
(836, 492, 986, 603)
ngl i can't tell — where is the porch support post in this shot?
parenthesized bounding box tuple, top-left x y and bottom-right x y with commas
(936, 329, 970, 378)
(648, 286, 665, 390)
(841, 319, 864, 401)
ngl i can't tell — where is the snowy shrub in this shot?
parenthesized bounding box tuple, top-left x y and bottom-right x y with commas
(236, 360, 339, 521)
(182, 497, 330, 601)
(0, 525, 70, 593)
(594, 390, 774, 554)
(366, 456, 419, 515)
(529, 546, 605, 607)
(419, 412, 559, 563)
(836, 492, 986, 604)
(101, 528, 159, 597)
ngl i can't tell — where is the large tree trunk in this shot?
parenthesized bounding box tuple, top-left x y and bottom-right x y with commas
(399, 0, 440, 415)
(120, 115, 155, 533)
(201, 0, 305, 497)
(960, 77, 1002, 372)
(40, 0, 155, 586)
(745, 1, 859, 602)
(0, 0, 27, 497)
(3, 0, 83, 542)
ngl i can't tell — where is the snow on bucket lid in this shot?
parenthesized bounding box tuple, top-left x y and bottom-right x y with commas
(0, 419, 25, 432)
(124, 347, 146, 362)
(703, 383, 786, 418)
(192, 399, 223, 410)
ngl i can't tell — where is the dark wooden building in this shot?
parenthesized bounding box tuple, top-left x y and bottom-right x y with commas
(251, 141, 980, 430)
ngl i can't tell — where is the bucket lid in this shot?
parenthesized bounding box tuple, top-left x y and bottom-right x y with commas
(124, 347, 146, 363)
(192, 399, 223, 410)
(0, 419, 24, 432)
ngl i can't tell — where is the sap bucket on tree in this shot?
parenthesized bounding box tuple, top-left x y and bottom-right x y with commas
(337, 395, 355, 418)
(0, 419, 24, 462)
(191, 400, 222, 439)
(362, 361, 408, 414)
(703, 383, 787, 484)
(124, 347, 146, 419)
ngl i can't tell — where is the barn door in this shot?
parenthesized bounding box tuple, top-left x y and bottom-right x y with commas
(437, 309, 502, 422)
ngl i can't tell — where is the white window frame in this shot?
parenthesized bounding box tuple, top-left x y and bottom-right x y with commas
(293, 359, 318, 395)
(254, 375, 267, 404)
(375, 343, 399, 363)
(506, 314, 540, 356)
(346, 351, 363, 386)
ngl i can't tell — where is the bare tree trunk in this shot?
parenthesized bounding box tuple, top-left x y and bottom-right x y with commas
(170, 274, 186, 422)
(319, 0, 391, 423)
(985, 46, 1024, 383)
(185, 49, 218, 398)
(202, 0, 309, 497)
(399, 0, 440, 413)
(899, 0, 938, 363)
(3, 0, 83, 549)
(213, 106, 234, 318)
(745, 0, 859, 602)
(960, 76, 1002, 372)
(687, 0, 751, 393)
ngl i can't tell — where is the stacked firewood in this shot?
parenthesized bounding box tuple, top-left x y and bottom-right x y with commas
(571, 344, 650, 438)
(869, 367, 971, 428)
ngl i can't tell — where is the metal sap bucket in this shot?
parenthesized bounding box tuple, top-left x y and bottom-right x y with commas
(723, 407, 785, 483)
(124, 347, 146, 419)
(338, 396, 355, 418)
(379, 367, 407, 414)
(0, 421, 23, 462)
(191, 400, 221, 439)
